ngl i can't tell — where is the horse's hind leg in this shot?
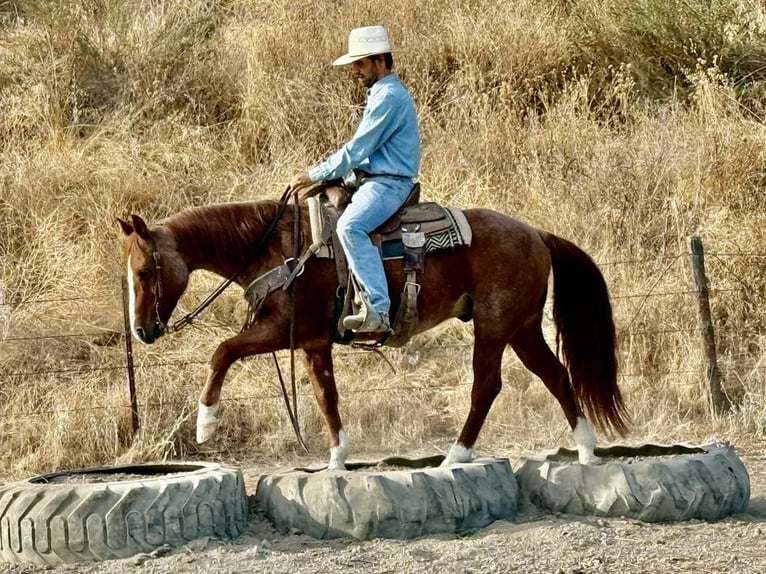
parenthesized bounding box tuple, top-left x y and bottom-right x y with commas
(443, 336, 505, 466)
(299, 347, 349, 470)
(510, 323, 599, 464)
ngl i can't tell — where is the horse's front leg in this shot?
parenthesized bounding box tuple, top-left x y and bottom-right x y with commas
(196, 338, 237, 443)
(197, 327, 285, 443)
(299, 347, 349, 470)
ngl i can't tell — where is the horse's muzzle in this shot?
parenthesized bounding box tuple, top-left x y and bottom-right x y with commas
(134, 321, 165, 344)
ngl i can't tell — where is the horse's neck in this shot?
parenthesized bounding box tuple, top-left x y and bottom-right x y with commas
(162, 203, 287, 281)
(167, 228, 241, 278)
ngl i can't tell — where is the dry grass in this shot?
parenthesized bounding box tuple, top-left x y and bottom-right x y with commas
(1, 0, 766, 480)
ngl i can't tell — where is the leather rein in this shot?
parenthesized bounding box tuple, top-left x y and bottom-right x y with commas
(146, 187, 309, 451)
(151, 189, 293, 335)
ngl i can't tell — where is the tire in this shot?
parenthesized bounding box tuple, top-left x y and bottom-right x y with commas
(255, 456, 518, 540)
(0, 462, 248, 566)
(515, 443, 750, 522)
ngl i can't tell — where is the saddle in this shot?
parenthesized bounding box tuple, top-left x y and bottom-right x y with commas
(306, 181, 472, 347)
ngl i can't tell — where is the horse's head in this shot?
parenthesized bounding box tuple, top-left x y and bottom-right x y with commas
(118, 214, 189, 344)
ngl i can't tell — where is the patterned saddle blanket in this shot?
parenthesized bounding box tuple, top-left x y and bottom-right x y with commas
(308, 184, 473, 261)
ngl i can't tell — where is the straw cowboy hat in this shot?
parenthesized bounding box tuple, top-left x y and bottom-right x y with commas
(332, 25, 392, 66)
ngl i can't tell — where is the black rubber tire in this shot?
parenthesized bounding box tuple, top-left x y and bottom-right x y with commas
(255, 456, 518, 539)
(0, 462, 248, 566)
(515, 443, 750, 522)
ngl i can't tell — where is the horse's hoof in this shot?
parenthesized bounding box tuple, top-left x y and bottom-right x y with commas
(328, 450, 348, 471)
(578, 454, 602, 465)
(196, 423, 218, 444)
(196, 401, 219, 444)
(441, 444, 473, 466)
(327, 430, 349, 471)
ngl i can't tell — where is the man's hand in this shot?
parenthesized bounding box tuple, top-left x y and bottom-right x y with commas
(288, 171, 313, 195)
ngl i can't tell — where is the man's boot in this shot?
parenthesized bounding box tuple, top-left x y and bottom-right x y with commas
(342, 305, 391, 333)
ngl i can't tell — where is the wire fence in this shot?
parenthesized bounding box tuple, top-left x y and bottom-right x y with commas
(1, 240, 764, 430)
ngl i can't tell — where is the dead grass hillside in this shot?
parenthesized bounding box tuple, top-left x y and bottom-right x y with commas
(1, 0, 766, 478)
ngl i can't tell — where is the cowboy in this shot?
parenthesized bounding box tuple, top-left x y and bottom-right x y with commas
(289, 25, 421, 333)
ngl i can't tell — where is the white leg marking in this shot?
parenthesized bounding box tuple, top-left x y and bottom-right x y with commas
(574, 416, 600, 465)
(328, 430, 349, 470)
(441, 443, 473, 466)
(196, 401, 220, 443)
(126, 255, 141, 341)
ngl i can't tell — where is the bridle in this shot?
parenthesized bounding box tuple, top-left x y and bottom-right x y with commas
(147, 238, 237, 336)
(145, 188, 294, 335)
(138, 188, 309, 451)
(150, 248, 169, 334)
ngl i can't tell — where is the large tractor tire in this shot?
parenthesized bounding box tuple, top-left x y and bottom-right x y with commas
(255, 456, 518, 540)
(0, 461, 248, 566)
(515, 443, 750, 522)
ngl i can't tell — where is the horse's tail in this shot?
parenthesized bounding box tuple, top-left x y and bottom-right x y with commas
(542, 232, 629, 436)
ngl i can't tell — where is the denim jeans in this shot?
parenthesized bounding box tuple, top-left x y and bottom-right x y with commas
(336, 176, 414, 316)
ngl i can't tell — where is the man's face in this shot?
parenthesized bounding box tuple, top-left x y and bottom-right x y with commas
(350, 57, 382, 88)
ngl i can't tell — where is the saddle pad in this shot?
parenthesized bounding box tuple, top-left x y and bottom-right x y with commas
(313, 198, 472, 260)
(382, 207, 472, 259)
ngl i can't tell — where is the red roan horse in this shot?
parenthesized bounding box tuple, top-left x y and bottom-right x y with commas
(119, 198, 628, 469)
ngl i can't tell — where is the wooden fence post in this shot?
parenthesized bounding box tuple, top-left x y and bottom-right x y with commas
(0, 280, 8, 340)
(686, 235, 732, 416)
(121, 276, 140, 435)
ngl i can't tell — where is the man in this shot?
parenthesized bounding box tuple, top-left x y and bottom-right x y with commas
(289, 25, 421, 333)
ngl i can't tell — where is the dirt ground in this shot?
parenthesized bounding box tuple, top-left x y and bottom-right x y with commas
(0, 450, 764, 574)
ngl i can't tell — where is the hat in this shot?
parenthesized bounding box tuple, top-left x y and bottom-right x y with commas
(332, 25, 392, 66)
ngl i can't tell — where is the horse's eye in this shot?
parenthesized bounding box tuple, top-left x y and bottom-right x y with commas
(137, 268, 152, 281)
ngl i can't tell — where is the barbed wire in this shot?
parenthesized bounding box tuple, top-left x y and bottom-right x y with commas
(0, 359, 757, 421)
(0, 294, 117, 307)
(2, 247, 764, 426)
(2, 318, 763, 378)
(1, 331, 121, 342)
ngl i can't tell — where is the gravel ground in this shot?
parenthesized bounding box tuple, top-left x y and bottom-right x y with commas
(0, 451, 764, 574)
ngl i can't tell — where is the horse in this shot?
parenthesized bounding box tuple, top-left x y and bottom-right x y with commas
(118, 197, 628, 469)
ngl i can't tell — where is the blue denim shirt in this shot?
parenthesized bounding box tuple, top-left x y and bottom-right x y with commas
(308, 73, 420, 182)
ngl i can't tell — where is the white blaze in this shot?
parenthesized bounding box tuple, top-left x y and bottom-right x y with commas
(126, 254, 140, 341)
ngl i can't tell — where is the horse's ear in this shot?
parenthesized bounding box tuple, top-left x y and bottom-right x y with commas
(117, 217, 134, 236)
(129, 214, 151, 240)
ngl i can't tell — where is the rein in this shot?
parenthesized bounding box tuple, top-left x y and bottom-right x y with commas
(154, 188, 294, 334)
(148, 187, 309, 451)
(271, 197, 308, 452)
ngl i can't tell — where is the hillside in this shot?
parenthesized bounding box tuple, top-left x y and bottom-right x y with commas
(1, 0, 766, 476)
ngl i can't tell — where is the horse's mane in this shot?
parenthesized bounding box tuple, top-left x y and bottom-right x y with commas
(158, 200, 304, 267)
